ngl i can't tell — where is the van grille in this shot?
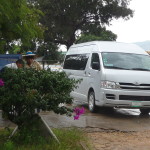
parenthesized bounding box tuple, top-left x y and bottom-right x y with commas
(119, 82, 150, 90)
(119, 95, 150, 101)
(106, 94, 115, 100)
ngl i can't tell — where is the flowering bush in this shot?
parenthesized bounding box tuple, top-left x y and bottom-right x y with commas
(0, 68, 79, 129)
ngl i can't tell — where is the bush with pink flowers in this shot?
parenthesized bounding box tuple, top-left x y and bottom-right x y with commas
(0, 68, 79, 129)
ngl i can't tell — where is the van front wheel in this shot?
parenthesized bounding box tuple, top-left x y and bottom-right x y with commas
(88, 91, 97, 113)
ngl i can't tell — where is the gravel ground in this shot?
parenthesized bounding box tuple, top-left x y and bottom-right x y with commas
(87, 129, 150, 150)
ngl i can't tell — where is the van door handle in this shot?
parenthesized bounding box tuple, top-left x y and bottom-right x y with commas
(88, 72, 91, 76)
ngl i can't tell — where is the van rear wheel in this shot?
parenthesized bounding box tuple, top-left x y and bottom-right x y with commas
(140, 108, 150, 115)
(88, 91, 97, 113)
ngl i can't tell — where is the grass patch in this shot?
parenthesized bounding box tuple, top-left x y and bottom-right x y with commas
(0, 128, 92, 150)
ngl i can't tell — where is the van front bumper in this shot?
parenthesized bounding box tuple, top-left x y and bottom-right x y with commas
(99, 89, 150, 108)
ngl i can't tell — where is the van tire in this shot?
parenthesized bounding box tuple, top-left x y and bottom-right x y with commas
(88, 91, 97, 113)
(140, 108, 150, 115)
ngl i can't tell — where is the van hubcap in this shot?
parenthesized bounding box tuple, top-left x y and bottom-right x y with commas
(89, 93, 94, 110)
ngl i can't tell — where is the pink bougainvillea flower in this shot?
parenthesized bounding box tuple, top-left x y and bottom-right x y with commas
(74, 107, 85, 116)
(0, 79, 4, 87)
(79, 107, 85, 114)
(73, 107, 85, 120)
(74, 115, 80, 120)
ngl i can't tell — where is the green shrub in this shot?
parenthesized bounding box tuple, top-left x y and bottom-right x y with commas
(0, 68, 78, 129)
(4, 140, 15, 150)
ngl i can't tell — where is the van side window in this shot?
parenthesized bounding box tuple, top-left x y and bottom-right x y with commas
(91, 53, 100, 70)
(63, 54, 89, 70)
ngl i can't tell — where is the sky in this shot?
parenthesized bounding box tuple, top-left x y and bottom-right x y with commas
(107, 0, 150, 43)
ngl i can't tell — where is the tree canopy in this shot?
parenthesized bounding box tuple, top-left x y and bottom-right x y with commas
(75, 26, 117, 44)
(0, 0, 43, 53)
(0, 0, 134, 54)
(35, 0, 133, 49)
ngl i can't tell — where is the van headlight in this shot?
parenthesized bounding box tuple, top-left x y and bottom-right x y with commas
(101, 81, 120, 89)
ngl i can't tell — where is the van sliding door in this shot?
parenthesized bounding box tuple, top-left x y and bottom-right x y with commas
(63, 53, 89, 101)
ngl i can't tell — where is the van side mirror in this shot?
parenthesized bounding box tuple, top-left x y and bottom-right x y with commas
(92, 62, 100, 70)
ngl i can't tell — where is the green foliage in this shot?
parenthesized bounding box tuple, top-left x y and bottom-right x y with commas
(51, 128, 90, 150)
(0, 128, 90, 150)
(4, 140, 15, 150)
(0, 0, 44, 53)
(12, 115, 49, 144)
(20, 40, 37, 54)
(76, 32, 117, 44)
(35, 0, 133, 49)
(0, 40, 6, 53)
(77, 25, 117, 43)
(5, 44, 21, 54)
(36, 42, 60, 61)
(0, 68, 78, 128)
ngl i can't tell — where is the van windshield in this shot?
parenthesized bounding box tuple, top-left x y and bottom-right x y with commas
(102, 52, 150, 71)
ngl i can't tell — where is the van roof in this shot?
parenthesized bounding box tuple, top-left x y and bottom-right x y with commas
(67, 41, 148, 55)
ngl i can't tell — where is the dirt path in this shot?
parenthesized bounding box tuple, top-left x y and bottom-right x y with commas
(87, 129, 150, 150)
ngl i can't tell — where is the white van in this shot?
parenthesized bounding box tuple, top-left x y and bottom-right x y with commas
(63, 41, 150, 114)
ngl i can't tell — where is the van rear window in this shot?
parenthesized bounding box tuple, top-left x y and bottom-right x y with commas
(63, 54, 89, 70)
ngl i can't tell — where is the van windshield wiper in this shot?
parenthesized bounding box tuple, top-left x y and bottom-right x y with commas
(105, 66, 129, 70)
(130, 68, 150, 71)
